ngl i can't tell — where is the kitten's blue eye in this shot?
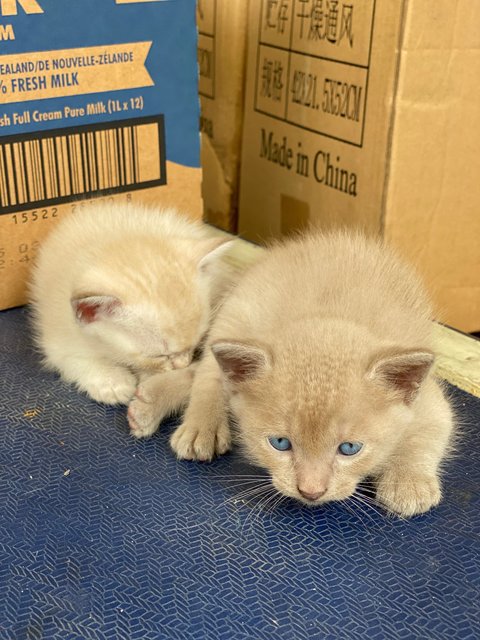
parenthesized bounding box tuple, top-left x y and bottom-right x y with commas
(268, 436, 292, 451)
(338, 442, 363, 456)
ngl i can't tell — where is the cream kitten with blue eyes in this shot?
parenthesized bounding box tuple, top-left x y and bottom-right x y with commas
(156, 231, 454, 518)
(29, 202, 233, 409)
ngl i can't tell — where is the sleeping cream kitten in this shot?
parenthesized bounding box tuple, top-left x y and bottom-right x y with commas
(134, 231, 454, 518)
(29, 202, 233, 407)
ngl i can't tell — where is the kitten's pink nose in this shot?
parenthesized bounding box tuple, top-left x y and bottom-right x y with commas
(298, 487, 327, 502)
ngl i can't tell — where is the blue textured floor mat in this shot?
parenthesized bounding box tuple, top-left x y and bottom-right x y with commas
(1, 306, 479, 640)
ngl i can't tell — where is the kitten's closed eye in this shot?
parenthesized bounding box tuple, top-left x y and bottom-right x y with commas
(150, 350, 191, 362)
(144, 350, 192, 373)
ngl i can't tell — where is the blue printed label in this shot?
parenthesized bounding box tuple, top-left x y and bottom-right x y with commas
(0, 0, 200, 167)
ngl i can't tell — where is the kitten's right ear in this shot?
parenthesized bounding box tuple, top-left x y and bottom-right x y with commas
(71, 295, 121, 324)
(211, 340, 271, 384)
(197, 238, 235, 272)
(367, 348, 434, 405)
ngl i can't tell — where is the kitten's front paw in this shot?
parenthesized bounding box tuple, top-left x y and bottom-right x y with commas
(127, 390, 162, 439)
(376, 470, 441, 518)
(82, 369, 137, 405)
(170, 418, 231, 462)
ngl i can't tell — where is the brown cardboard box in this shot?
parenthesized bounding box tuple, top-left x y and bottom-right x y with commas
(238, 0, 480, 332)
(198, 0, 248, 233)
(0, 1, 201, 311)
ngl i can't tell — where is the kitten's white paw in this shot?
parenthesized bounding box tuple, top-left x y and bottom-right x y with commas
(81, 369, 137, 405)
(128, 369, 195, 439)
(127, 390, 163, 439)
(170, 418, 231, 462)
(376, 470, 442, 518)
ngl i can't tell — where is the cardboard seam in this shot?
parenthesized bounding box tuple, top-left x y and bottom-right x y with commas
(379, 0, 410, 235)
(232, 21, 250, 234)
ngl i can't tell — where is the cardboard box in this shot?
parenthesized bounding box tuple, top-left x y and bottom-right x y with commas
(0, 0, 201, 311)
(198, 0, 248, 233)
(238, 0, 480, 333)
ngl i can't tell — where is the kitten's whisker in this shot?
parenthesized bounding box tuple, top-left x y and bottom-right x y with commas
(339, 496, 368, 525)
(223, 482, 274, 508)
(231, 481, 273, 497)
(219, 480, 272, 484)
(247, 490, 277, 532)
(346, 499, 378, 529)
(347, 497, 386, 535)
(223, 486, 270, 506)
(222, 482, 273, 494)
(248, 486, 275, 512)
(219, 478, 272, 485)
(339, 498, 359, 522)
(266, 493, 287, 527)
(354, 491, 380, 504)
(226, 490, 270, 506)
(258, 487, 282, 516)
(352, 503, 379, 527)
(209, 474, 271, 478)
(354, 491, 385, 513)
(221, 492, 272, 527)
(355, 482, 383, 502)
(240, 487, 277, 535)
(350, 491, 385, 523)
(352, 490, 380, 509)
(261, 490, 282, 515)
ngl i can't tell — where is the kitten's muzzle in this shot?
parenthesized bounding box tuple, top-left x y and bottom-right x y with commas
(298, 487, 327, 502)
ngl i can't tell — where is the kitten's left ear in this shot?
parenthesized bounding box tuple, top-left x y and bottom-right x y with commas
(197, 238, 235, 272)
(71, 295, 121, 324)
(367, 349, 435, 405)
(211, 340, 271, 384)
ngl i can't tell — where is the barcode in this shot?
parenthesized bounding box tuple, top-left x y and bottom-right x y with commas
(0, 116, 166, 215)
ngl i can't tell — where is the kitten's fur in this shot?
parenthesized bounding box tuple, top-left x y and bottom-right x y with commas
(29, 202, 232, 409)
(137, 231, 454, 517)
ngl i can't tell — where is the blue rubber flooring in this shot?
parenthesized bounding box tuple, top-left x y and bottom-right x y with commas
(1, 306, 479, 640)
